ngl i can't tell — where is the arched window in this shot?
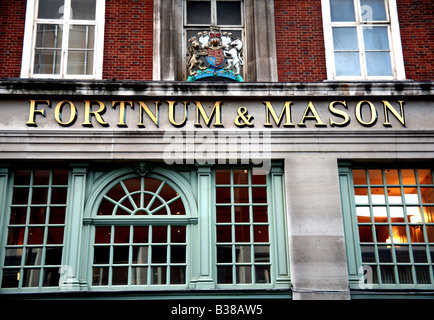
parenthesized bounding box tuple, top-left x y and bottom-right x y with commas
(87, 170, 196, 289)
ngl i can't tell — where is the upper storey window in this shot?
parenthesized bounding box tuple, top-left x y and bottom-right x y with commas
(21, 0, 105, 79)
(322, 0, 405, 80)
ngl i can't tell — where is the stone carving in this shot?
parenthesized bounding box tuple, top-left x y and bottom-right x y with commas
(187, 26, 244, 82)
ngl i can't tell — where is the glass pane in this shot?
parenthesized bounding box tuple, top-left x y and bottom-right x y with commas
(387, 188, 402, 204)
(170, 266, 186, 284)
(217, 1, 242, 25)
(334, 52, 361, 76)
(330, 0, 355, 22)
(67, 50, 94, 75)
(416, 266, 431, 284)
(34, 170, 50, 185)
(233, 169, 248, 184)
(252, 206, 268, 222)
(235, 225, 250, 242)
(217, 266, 232, 283)
(216, 169, 231, 184)
(93, 246, 110, 264)
(34, 50, 62, 74)
(30, 207, 46, 224)
(12, 188, 29, 205)
(254, 225, 268, 242)
(234, 206, 249, 222)
(69, 25, 95, 49)
(23, 269, 41, 287)
(385, 169, 399, 185)
(217, 245, 232, 262)
(28, 227, 45, 244)
(113, 246, 129, 264)
(49, 207, 66, 224)
(360, 0, 387, 21)
(395, 245, 410, 262)
(151, 266, 166, 284)
(361, 245, 376, 262)
(92, 267, 109, 285)
(252, 187, 267, 203)
(380, 265, 395, 284)
(358, 225, 373, 242)
(254, 245, 270, 262)
(10, 207, 27, 225)
(14, 170, 31, 185)
(402, 169, 416, 185)
(170, 245, 186, 263)
(4, 248, 23, 266)
(7, 227, 25, 245)
(151, 246, 167, 263)
(171, 226, 186, 243)
(112, 267, 128, 285)
(186, 1, 211, 24)
(95, 226, 111, 244)
(114, 226, 130, 243)
(217, 225, 232, 242)
(378, 245, 392, 262)
(368, 169, 383, 185)
(35, 24, 63, 48)
(421, 188, 434, 203)
(52, 169, 69, 185)
(376, 225, 391, 242)
(236, 266, 251, 283)
(398, 266, 413, 284)
(32, 188, 49, 204)
(333, 27, 358, 51)
(132, 246, 148, 264)
(216, 206, 231, 222)
(363, 27, 390, 50)
(38, 0, 65, 19)
(71, 0, 96, 20)
(255, 266, 270, 283)
(45, 247, 62, 265)
(234, 187, 249, 203)
(1, 269, 20, 288)
(152, 226, 167, 243)
(131, 267, 147, 285)
(216, 187, 231, 203)
(47, 227, 64, 244)
(51, 187, 68, 204)
(418, 169, 433, 185)
(235, 245, 251, 263)
(353, 169, 367, 185)
(43, 269, 60, 286)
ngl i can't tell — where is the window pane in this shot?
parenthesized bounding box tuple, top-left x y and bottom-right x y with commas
(186, 1, 211, 24)
(363, 27, 389, 50)
(69, 25, 95, 49)
(37, 0, 65, 19)
(35, 24, 63, 48)
(330, 0, 355, 22)
(334, 52, 361, 76)
(217, 1, 242, 25)
(333, 27, 359, 51)
(366, 52, 393, 76)
(67, 50, 94, 75)
(360, 0, 387, 21)
(71, 0, 96, 20)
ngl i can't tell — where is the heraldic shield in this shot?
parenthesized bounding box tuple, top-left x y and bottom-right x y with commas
(186, 27, 244, 82)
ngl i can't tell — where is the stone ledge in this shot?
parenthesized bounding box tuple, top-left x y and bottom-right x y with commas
(0, 79, 432, 98)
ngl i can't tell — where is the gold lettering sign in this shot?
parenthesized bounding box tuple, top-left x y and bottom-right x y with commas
(25, 99, 406, 129)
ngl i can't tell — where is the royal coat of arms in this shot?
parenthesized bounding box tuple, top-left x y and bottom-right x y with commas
(187, 27, 244, 82)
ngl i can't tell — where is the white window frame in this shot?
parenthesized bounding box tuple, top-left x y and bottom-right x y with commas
(20, 0, 105, 80)
(321, 0, 405, 81)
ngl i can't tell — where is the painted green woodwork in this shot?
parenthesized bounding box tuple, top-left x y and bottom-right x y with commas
(0, 162, 290, 296)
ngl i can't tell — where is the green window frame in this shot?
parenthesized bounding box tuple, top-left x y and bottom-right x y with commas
(339, 163, 434, 291)
(0, 163, 290, 295)
(0, 168, 69, 290)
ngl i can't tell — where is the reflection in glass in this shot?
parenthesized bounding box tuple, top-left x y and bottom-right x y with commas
(330, 0, 356, 22)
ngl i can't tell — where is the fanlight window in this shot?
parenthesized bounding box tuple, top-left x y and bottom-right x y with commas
(97, 177, 186, 216)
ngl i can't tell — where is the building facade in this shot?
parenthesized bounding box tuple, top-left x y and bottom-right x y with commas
(0, 0, 433, 302)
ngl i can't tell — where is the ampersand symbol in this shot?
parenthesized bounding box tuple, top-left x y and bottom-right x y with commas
(234, 106, 254, 127)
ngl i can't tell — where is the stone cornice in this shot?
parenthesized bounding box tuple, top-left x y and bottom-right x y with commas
(0, 79, 432, 98)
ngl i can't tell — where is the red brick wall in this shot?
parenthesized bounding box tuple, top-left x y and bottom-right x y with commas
(103, 0, 154, 81)
(274, 0, 328, 82)
(0, 0, 26, 78)
(397, 0, 434, 81)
